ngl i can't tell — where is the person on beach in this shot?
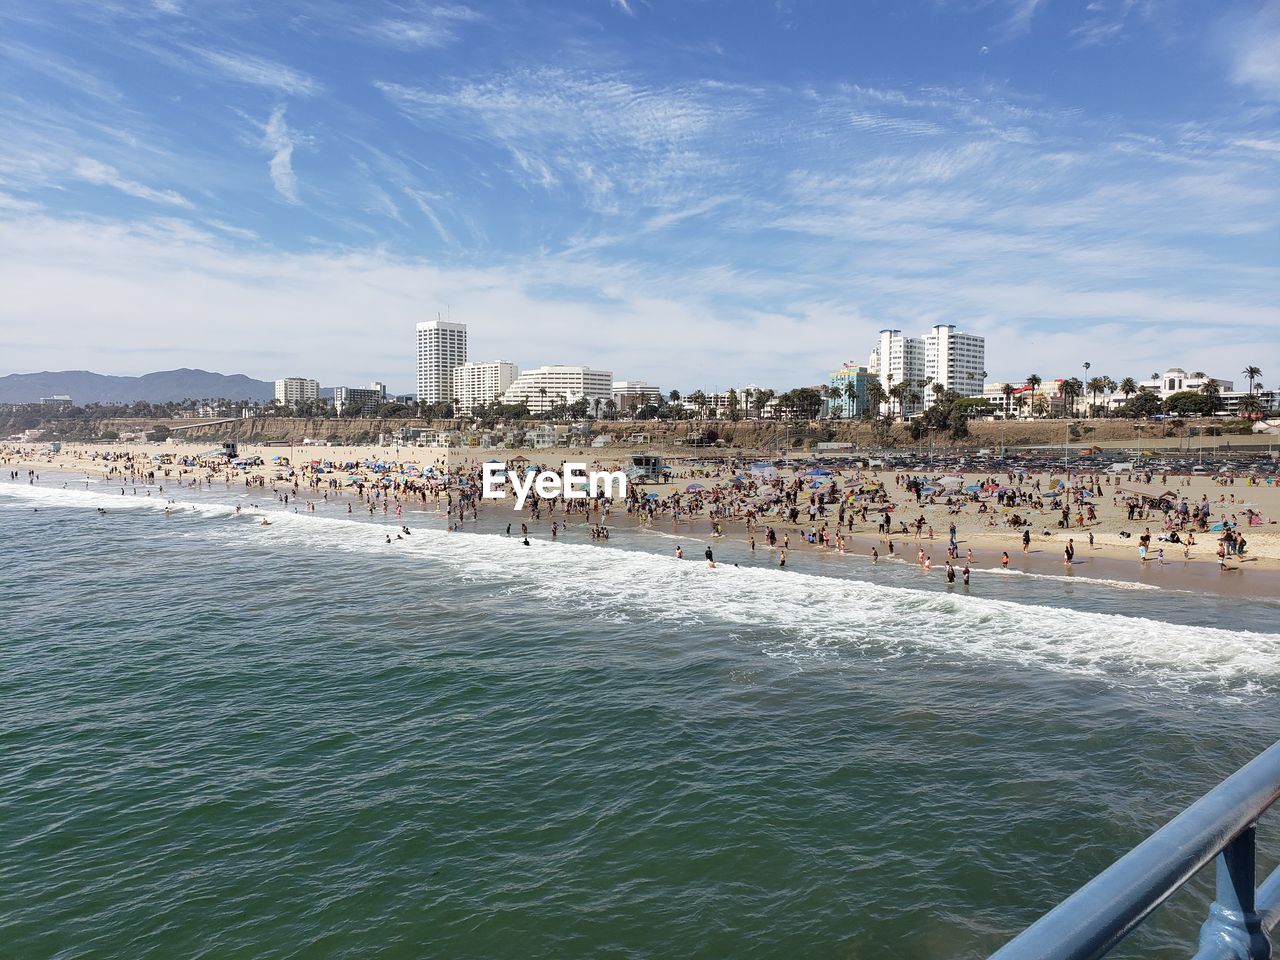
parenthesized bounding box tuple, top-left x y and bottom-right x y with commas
(1001, 551, 1010, 568)
(946, 562, 955, 583)
(1022, 529, 1031, 554)
(705, 546, 716, 569)
(962, 565, 970, 585)
(871, 546, 879, 563)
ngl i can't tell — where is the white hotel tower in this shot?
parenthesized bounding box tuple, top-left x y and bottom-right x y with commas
(868, 324, 985, 414)
(415, 320, 467, 405)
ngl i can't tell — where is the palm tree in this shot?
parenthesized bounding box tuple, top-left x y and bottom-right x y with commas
(865, 378, 886, 418)
(1238, 393, 1263, 418)
(1000, 382, 1014, 417)
(1243, 365, 1263, 396)
(1086, 376, 1107, 417)
(1026, 374, 1042, 417)
(889, 382, 909, 420)
(604, 398, 617, 419)
(1061, 378, 1083, 418)
(1119, 377, 1137, 406)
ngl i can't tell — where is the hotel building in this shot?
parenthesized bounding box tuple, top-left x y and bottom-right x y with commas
(415, 320, 467, 405)
(501, 365, 614, 414)
(274, 377, 320, 406)
(451, 361, 519, 413)
(333, 381, 387, 416)
(924, 324, 986, 397)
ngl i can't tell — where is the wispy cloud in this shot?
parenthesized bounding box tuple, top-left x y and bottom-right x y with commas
(361, 4, 481, 49)
(71, 157, 191, 207)
(0, 39, 124, 102)
(1224, 1, 1280, 101)
(998, 0, 1046, 39)
(376, 68, 730, 209)
(609, 0, 635, 16)
(261, 106, 299, 203)
(187, 46, 322, 97)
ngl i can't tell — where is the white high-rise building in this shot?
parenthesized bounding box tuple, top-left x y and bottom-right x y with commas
(501, 365, 614, 414)
(274, 377, 320, 406)
(415, 320, 467, 405)
(924, 324, 986, 398)
(451, 361, 519, 413)
(867, 329, 926, 415)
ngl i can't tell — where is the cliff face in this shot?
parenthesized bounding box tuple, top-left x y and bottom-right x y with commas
(67, 415, 1254, 451)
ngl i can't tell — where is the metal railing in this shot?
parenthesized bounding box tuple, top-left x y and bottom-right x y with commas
(989, 740, 1280, 960)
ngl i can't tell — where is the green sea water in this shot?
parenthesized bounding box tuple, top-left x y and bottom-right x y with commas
(4, 478, 1280, 959)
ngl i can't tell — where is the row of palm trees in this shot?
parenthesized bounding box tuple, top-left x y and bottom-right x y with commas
(995, 366, 1269, 418)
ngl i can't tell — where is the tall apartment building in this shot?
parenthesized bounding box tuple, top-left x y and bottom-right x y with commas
(274, 377, 320, 406)
(867, 329, 926, 415)
(924, 324, 986, 397)
(451, 361, 519, 412)
(501, 365, 614, 414)
(333, 381, 387, 416)
(415, 320, 467, 405)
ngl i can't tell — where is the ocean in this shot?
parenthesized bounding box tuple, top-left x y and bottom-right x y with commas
(4, 476, 1280, 959)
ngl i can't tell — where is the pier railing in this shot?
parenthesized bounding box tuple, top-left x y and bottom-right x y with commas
(989, 740, 1280, 960)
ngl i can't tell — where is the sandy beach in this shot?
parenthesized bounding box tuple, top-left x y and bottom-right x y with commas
(5, 439, 1279, 598)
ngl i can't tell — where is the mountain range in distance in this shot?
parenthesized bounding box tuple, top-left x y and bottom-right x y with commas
(0, 369, 278, 405)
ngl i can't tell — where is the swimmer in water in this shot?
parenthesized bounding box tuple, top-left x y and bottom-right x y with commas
(522, 536, 530, 546)
(261, 518, 271, 526)
(779, 548, 786, 568)
(871, 546, 878, 563)
(1001, 551, 1009, 567)
(674, 546, 683, 559)
(705, 546, 715, 569)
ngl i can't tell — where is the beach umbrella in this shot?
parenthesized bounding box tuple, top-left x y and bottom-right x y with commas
(686, 482, 705, 491)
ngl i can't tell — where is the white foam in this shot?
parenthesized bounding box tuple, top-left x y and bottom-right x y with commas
(6, 482, 1278, 695)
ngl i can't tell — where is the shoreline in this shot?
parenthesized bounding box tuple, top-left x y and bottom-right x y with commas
(8, 449, 1280, 602)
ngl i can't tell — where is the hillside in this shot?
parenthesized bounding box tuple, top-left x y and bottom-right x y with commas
(0, 369, 275, 404)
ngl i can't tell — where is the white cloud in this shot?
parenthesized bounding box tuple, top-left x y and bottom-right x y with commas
(375, 69, 732, 210)
(187, 47, 322, 97)
(609, 0, 635, 16)
(361, 5, 481, 49)
(71, 157, 191, 207)
(1, 208, 1275, 390)
(1227, 4, 1280, 100)
(261, 106, 299, 203)
(999, 0, 1046, 38)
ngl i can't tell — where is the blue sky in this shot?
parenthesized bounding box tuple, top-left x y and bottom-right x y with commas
(1, 0, 1277, 393)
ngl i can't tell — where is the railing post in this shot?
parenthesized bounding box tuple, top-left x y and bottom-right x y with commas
(1197, 825, 1273, 960)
